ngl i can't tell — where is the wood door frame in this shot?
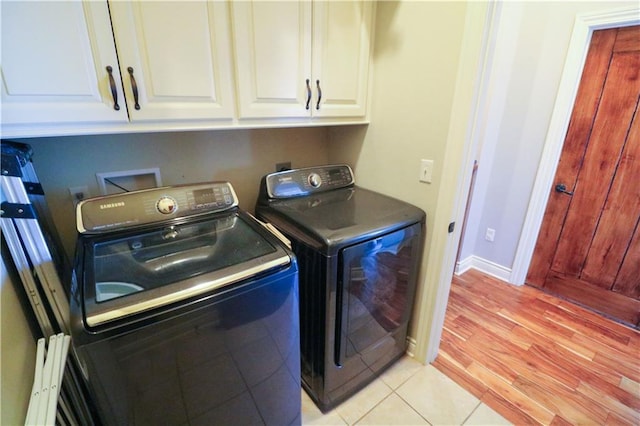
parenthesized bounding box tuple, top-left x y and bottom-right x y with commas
(510, 6, 640, 286)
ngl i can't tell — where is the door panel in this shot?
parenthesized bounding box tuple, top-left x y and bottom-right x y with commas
(230, 0, 372, 119)
(0, 1, 128, 125)
(614, 224, 640, 299)
(312, 1, 372, 117)
(109, 1, 235, 121)
(581, 111, 640, 287)
(550, 50, 640, 276)
(526, 29, 616, 286)
(230, 1, 312, 118)
(527, 26, 640, 327)
(614, 26, 640, 53)
(611, 109, 640, 299)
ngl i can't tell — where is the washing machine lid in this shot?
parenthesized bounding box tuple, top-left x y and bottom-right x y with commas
(79, 211, 291, 327)
(260, 187, 425, 253)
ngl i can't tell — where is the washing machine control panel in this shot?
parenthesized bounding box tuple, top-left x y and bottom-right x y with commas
(265, 165, 354, 199)
(77, 182, 239, 233)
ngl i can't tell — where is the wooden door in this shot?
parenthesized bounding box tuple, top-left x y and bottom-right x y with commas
(108, 1, 236, 122)
(527, 26, 640, 328)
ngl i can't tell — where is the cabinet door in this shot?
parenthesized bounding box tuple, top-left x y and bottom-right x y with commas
(108, 1, 235, 122)
(312, 1, 373, 118)
(231, 1, 312, 119)
(1, 1, 128, 135)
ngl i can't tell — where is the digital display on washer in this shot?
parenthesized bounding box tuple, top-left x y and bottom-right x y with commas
(193, 188, 217, 205)
(329, 168, 342, 178)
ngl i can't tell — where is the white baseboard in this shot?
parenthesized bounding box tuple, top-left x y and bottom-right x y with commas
(406, 336, 417, 357)
(455, 255, 512, 283)
(455, 256, 474, 275)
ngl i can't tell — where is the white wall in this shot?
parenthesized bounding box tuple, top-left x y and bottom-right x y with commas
(21, 127, 330, 259)
(457, 1, 637, 278)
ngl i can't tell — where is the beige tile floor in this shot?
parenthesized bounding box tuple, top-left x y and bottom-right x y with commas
(301, 356, 510, 425)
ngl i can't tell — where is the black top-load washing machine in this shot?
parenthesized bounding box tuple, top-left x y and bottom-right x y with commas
(70, 182, 301, 425)
(255, 165, 425, 412)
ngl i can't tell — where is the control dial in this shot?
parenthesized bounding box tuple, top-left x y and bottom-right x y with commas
(156, 196, 178, 215)
(308, 173, 322, 188)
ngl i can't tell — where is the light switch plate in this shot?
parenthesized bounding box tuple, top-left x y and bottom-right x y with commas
(420, 159, 434, 183)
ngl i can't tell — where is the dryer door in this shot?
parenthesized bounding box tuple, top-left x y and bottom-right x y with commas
(335, 223, 422, 366)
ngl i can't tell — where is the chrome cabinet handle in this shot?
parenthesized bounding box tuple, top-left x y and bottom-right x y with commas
(106, 66, 120, 111)
(127, 67, 140, 110)
(305, 79, 312, 110)
(555, 183, 574, 196)
(316, 80, 322, 110)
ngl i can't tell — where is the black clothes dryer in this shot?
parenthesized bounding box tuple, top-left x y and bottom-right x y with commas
(255, 165, 425, 412)
(70, 182, 301, 425)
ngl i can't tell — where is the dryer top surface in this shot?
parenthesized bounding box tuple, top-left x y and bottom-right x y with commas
(258, 187, 425, 252)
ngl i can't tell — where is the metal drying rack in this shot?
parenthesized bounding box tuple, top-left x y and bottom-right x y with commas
(1, 141, 93, 425)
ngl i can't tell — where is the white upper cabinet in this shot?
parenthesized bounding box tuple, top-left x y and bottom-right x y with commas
(1, 1, 235, 137)
(311, 1, 373, 118)
(231, 1, 374, 120)
(1, 1, 129, 133)
(108, 1, 235, 122)
(1, 1, 374, 138)
(231, 1, 312, 119)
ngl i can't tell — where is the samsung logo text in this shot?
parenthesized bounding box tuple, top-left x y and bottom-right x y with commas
(100, 202, 125, 210)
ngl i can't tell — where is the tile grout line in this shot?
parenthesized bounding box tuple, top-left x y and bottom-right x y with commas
(390, 389, 434, 426)
(344, 362, 430, 426)
(343, 392, 395, 426)
(459, 400, 484, 425)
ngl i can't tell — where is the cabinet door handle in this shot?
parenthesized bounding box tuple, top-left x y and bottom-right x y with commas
(305, 79, 312, 110)
(316, 80, 322, 110)
(127, 67, 141, 110)
(106, 66, 120, 111)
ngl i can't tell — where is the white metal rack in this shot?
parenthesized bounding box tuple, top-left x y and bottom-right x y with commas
(1, 141, 93, 425)
(24, 334, 71, 426)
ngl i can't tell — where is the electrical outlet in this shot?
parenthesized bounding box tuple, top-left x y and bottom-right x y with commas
(485, 227, 496, 242)
(69, 186, 89, 203)
(419, 159, 434, 183)
(275, 162, 291, 172)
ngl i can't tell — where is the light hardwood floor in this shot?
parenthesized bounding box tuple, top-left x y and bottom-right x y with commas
(433, 269, 640, 425)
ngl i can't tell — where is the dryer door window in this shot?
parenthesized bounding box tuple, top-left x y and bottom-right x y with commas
(335, 223, 421, 365)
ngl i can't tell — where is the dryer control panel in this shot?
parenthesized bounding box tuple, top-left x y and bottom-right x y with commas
(265, 165, 355, 199)
(77, 182, 238, 233)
